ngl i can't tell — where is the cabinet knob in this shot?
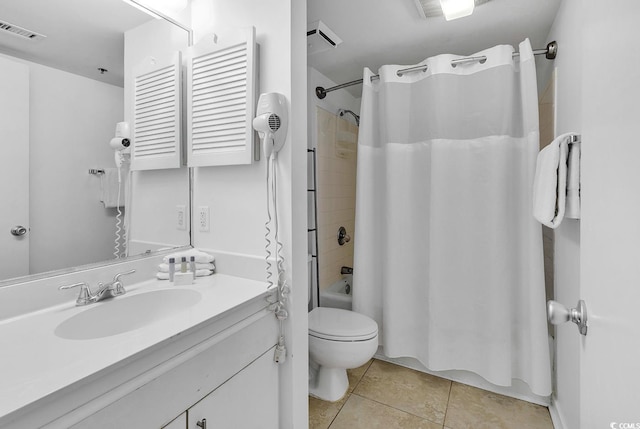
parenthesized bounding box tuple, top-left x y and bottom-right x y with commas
(196, 418, 207, 429)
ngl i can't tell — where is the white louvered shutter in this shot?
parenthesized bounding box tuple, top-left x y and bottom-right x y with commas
(186, 28, 257, 166)
(131, 52, 182, 171)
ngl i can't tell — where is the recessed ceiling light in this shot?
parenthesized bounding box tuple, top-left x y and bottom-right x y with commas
(439, 0, 474, 20)
(413, 0, 491, 20)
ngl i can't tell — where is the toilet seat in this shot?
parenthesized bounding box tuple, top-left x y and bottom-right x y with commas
(309, 307, 378, 342)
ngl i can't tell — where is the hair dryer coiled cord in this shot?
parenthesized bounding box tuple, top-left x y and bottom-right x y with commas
(264, 152, 290, 364)
(114, 166, 124, 259)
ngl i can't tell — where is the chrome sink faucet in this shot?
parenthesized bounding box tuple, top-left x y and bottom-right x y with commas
(59, 269, 136, 306)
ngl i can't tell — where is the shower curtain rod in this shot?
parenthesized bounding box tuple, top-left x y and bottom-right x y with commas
(315, 41, 557, 99)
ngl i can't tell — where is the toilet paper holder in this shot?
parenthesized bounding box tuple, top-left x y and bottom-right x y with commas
(547, 299, 588, 336)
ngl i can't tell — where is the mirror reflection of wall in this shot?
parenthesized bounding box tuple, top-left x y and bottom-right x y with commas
(0, 0, 191, 282)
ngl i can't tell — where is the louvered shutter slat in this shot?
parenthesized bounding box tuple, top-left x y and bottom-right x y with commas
(131, 52, 182, 171)
(187, 27, 257, 166)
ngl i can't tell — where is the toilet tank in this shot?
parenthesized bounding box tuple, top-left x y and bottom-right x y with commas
(319, 275, 352, 310)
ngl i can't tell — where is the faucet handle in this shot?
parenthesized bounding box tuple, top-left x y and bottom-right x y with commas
(59, 282, 92, 306)
(112, 269, 136, 295)
(113, 269, 136, 282)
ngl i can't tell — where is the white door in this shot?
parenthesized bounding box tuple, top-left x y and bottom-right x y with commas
(580, 2, 640, 427)
(0, 56, 29, 279)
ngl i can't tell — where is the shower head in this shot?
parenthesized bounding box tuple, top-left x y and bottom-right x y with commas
(338, 109, 360, 126)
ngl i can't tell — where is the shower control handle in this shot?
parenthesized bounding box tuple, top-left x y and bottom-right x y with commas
(196, 419, 207, 429)
(338, 226, 350, 246)
(547, 300, 588, 336)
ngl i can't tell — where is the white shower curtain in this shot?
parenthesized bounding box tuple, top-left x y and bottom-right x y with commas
(353, 39, 551, 396)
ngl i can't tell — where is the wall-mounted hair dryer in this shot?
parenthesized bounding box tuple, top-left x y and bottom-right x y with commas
(253, 93, 288, 159)
(110, 122, 131, 168)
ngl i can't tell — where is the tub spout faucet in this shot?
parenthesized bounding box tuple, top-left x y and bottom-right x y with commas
(58, 269, 136, 306)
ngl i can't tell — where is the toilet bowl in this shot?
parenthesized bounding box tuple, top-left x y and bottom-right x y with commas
(308, 307, 378, 402)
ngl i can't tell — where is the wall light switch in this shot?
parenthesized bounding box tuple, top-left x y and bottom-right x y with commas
(198, 206, 210, 232)
(177, 205, 186, 230)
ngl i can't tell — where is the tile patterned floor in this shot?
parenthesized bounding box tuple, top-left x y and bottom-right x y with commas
(309, 359, 554, 429)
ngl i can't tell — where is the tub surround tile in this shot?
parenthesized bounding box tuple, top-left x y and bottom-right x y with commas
(329, 394, 442, 429)
(444, 382, 553, 429)
(353, 360, 451, 424)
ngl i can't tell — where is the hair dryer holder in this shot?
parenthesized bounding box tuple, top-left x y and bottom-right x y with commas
(253, 93, 288, 158)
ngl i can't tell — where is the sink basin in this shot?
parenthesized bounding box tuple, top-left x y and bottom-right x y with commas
(55, 289, 202, 340)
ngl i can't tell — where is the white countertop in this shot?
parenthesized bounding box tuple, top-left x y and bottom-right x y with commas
(0, 274, 270, 421)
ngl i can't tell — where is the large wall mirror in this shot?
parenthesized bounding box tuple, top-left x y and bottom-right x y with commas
(0, 0, 191, 284)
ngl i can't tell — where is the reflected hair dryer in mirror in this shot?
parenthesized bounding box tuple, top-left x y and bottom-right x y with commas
(252, 93, 288, 159)
(110, 122, 131, 169)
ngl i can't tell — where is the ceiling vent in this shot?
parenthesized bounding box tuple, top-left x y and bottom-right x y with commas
(307, 20, 342, 55)
(414, 0, 491, 18)
(0, 20, 46, 41)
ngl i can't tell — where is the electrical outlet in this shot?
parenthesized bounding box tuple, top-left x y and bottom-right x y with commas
(176, 205, 186, 230)
(198, 206, 210, 232)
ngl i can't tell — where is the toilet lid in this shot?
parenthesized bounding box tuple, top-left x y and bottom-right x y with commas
(309, 307, 378, 341)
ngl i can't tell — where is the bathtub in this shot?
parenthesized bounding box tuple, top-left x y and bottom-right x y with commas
(319, 275, 352, 310)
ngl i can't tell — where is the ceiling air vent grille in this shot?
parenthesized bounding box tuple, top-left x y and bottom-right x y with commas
(0, 20, 46, 41)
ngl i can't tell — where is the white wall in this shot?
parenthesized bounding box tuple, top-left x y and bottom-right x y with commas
(189, 1, 308, 427)
(543, 2, 583, 428)
(124, 19, 191, 253)
(0, 53, 124, 274)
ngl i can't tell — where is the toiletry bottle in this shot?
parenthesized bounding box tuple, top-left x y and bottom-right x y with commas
(190, 256, 196, 275)
(169, 257, 175, 282)
(181, 257, 187, 273)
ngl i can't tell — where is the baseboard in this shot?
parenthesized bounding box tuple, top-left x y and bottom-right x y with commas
(548, 397, 565, 429)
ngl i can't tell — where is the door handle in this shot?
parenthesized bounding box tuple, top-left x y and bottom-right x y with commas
(10, 226, 27, 236)
(547, 300, 588, 336)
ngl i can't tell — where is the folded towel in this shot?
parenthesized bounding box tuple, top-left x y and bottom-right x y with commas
(100, 168, 124, 209)
(157, 262, 215, 273)
(162, 249, 215, 264)
(533, 133, 580, 228)
(156, 269, 214, 280)
(565, 142, 581, 219)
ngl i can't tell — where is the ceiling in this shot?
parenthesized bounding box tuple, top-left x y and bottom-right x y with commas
(0, 1, 562, 90)
(308, 0, 562, 96)
(0, 0, 153, 87)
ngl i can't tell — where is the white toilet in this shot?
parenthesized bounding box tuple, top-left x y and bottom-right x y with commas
(308, 306, 378, 401)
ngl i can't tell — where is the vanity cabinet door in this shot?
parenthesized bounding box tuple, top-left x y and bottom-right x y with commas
(188, 348, 278, 428)
(162, 412, 186, 429)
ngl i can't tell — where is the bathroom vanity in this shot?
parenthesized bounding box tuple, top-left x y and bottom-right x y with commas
(0, 268, 280, 428)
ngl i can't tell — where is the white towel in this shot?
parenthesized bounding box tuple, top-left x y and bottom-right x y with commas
(533, 133, 580, 228)
(157, 262, 215, 273)
(565, 142, 581, 219)
(100, 168, 124, 208)
(156, 269, 214, 280)
(162, 248, 215, 264)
